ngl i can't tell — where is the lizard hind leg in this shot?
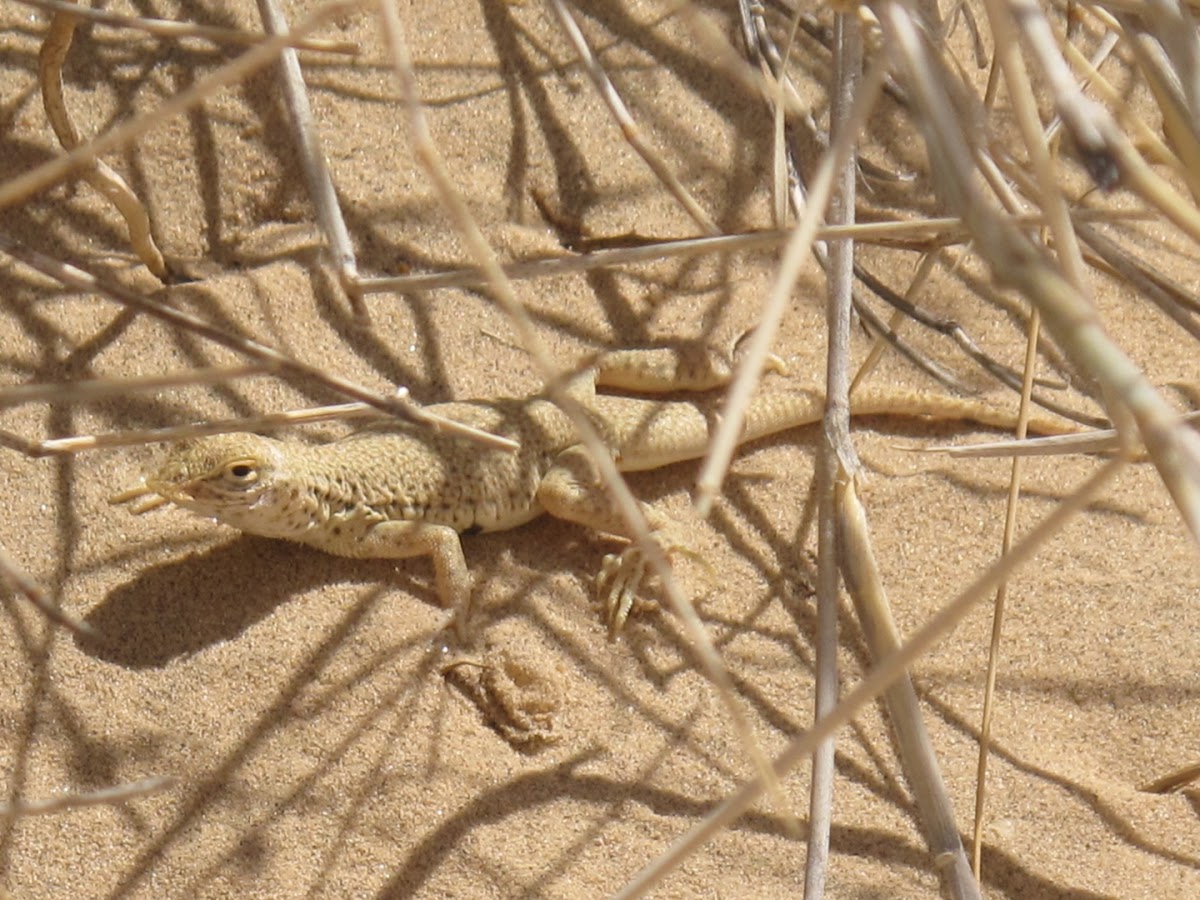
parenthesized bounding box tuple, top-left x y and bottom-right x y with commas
(593, 341, 788, 394)
(536, 446, 692, 637)
(594, 345, 734, 393)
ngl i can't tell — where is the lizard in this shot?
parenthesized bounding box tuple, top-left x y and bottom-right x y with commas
(112, 347, 1081, 642)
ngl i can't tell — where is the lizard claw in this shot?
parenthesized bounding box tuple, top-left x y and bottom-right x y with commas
(595, 526, 707, 638)
(597, 545, 651, 638)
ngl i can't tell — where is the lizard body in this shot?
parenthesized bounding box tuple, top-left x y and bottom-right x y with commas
(115, 351, 1078, 639)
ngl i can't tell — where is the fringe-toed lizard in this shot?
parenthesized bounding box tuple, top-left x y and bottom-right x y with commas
(113, 348, 1077, 642)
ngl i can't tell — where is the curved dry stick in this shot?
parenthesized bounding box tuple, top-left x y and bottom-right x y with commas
(1, 0, 366, 212)
(39, 10, 169, 280)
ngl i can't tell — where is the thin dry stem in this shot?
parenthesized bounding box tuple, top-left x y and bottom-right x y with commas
(0, 776, 175, 818)
(804, 9, 863, 894)
(255, 0, 359, 297)
(546, 0, 719, 235)
(359, 209, 1149, 295)
(971, 306, 1043, 878)
(40, 402, 376, 454)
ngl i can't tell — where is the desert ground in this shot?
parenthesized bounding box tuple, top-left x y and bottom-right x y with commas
(2, 0, 1200, 897)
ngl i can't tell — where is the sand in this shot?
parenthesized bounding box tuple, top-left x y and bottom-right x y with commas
(2, 1, 1199, 897)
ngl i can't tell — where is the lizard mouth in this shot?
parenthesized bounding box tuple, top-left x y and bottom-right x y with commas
(147, 477, 271, 517)
(144, 477, 193, 502)
(141, 477, 223, 515)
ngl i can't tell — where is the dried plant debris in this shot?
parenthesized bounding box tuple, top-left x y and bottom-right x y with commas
(443, 651, 564, 751)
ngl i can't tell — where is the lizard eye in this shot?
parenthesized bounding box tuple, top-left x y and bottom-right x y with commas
(220, 458, 259, 488)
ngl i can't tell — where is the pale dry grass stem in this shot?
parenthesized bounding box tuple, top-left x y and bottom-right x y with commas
(0, 776, 175, 819)
(13, 0, 359, 53)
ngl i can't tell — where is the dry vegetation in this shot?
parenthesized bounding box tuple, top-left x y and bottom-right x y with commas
(2, 0, 1200, 897)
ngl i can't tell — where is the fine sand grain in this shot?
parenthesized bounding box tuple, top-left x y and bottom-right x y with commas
(2, 2, 1199, 897)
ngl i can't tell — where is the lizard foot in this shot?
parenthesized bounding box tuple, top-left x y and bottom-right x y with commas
(596, 545, 654, 638)
(596, 529, 710, 638)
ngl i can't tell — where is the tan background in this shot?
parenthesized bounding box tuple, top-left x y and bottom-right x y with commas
(1, 1, 1199, 896)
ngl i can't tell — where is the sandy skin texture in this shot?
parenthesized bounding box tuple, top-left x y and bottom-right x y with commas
(2, 1, 1200, 897)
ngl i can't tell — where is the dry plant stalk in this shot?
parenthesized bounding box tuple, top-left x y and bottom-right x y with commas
(0, 776, 174, 819)
(38, 9, 168, 279)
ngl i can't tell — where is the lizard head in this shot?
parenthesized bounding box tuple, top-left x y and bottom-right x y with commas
(144, 432, 284, 522)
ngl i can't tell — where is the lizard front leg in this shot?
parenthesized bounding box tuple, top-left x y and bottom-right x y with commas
(536, 446, 684, 636)
(341, 520, 473, 643)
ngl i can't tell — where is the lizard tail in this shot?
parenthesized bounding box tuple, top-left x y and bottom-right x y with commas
(844, 384, 1082, 436)
(740, 385, 1083, 443)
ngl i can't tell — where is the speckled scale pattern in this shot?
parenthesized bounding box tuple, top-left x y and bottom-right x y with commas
(294, 398, 575, 539)
(125, 368, 1091, 645)
(145, 397, 583, 556)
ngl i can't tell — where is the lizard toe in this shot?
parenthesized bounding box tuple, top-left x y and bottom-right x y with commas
(597, 546, 650, 638)
(595, 524, 694, 637)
